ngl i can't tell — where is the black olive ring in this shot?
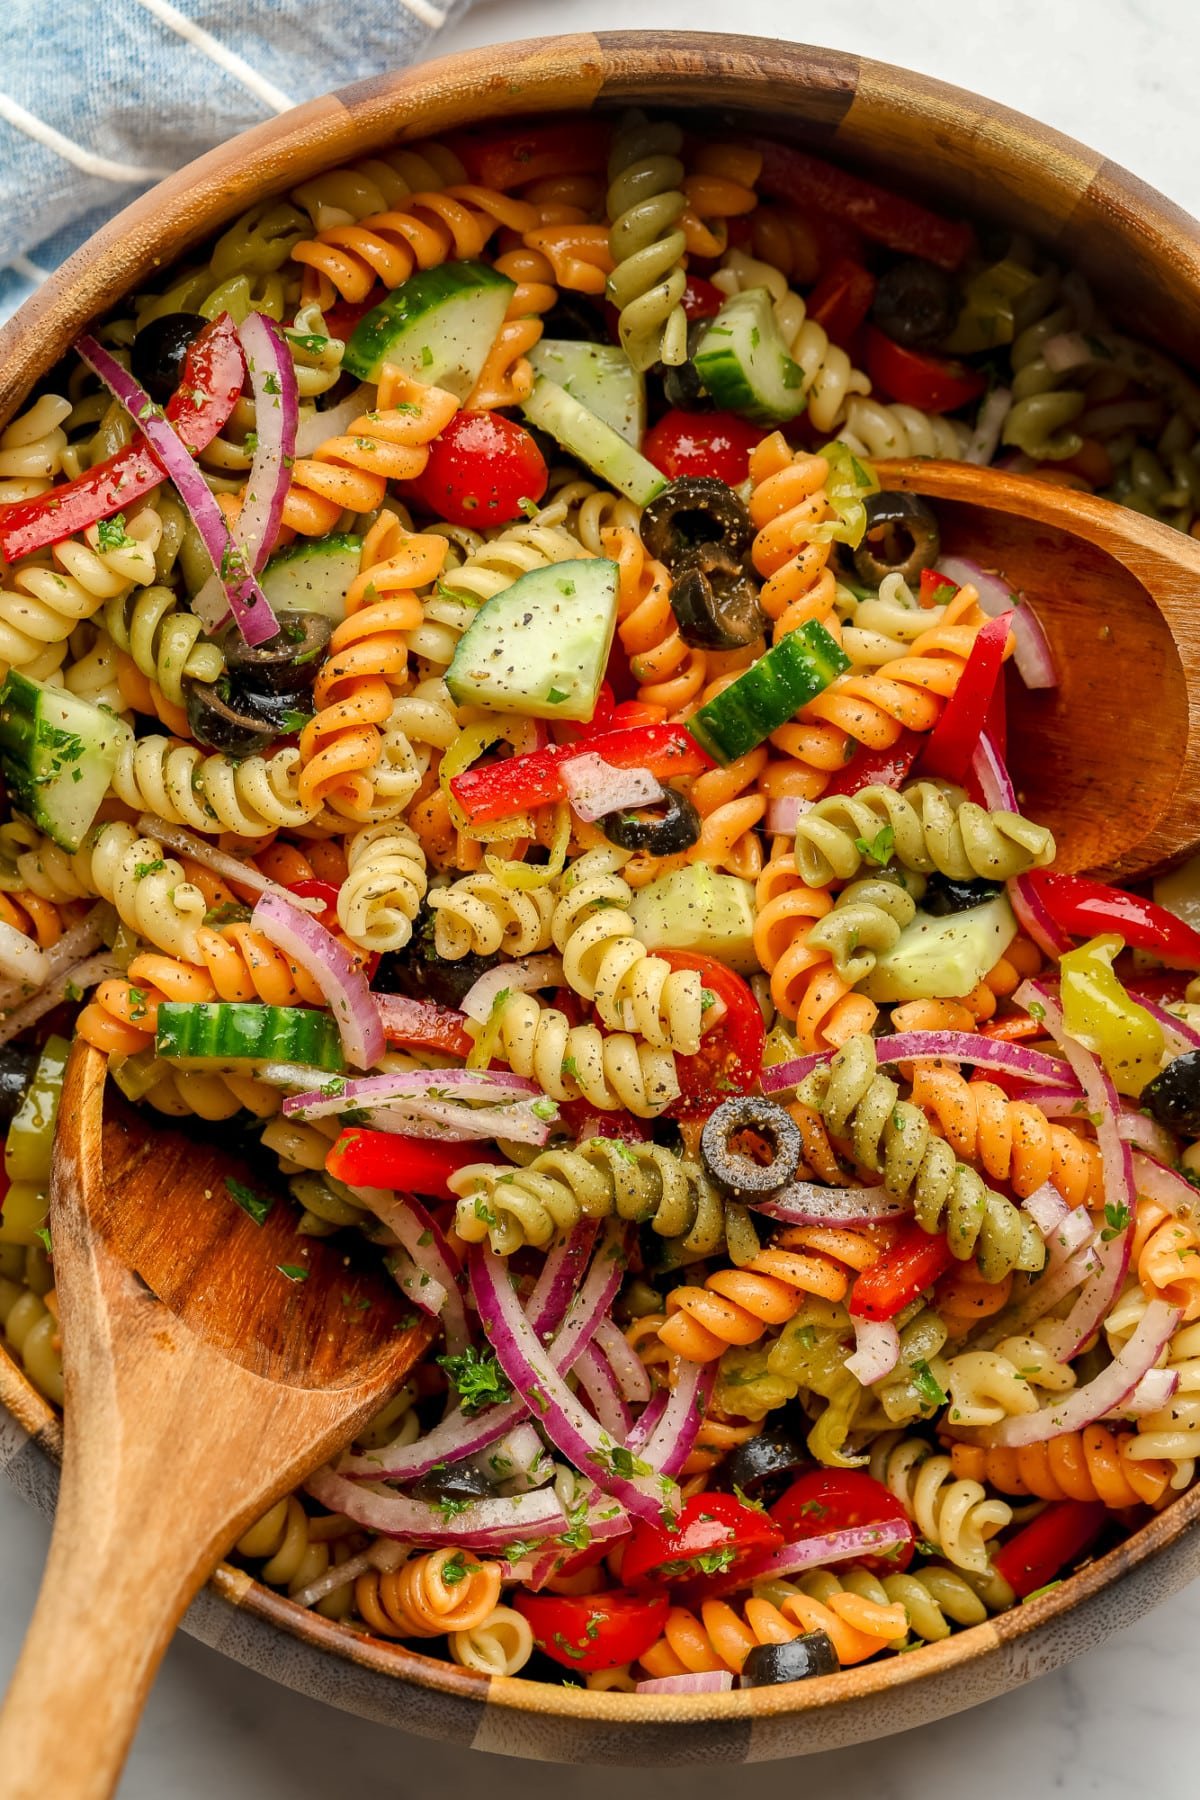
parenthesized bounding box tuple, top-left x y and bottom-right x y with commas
(602, 788, 701, 856)
(700, 1096, 802, 1199)
(851, 491, 942, 588)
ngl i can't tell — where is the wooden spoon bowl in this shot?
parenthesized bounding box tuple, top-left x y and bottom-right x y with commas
(873, 459, 1200, 878)
(0, 1044, 429, 1800)
(5, 25, 1200, 1770)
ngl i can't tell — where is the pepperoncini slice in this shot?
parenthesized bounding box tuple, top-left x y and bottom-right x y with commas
(1059, 933, 1164, 1098)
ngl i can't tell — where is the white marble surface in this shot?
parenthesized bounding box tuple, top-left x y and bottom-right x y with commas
(5, 2, 1200, 1794)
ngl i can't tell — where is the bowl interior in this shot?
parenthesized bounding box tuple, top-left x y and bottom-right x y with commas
(3, 28, 1200, 1762)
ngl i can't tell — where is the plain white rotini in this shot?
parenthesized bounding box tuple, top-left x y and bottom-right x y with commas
(336, 823, 428, 953)
(101, 581, 224, 706)
(413, 513, 589, 673)
(429, 869, 556, 959)
(837, 394, 970, 461)
(868, 1432, 1012, 1575)
(942, 1330, 1075, 1429)
(448, 1604, 535, 1676)
(551, 848, 703, 1054)
(0, 395, 72, 504)
(16, 822, 206, 959)
(482, 990, 679, 1117)
(0, 508, 161, 683)
(111, 735, 323, 837)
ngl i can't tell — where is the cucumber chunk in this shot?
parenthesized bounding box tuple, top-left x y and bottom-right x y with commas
(0, 673, 129, 852)
(445, 558, 618, 722)
(693, 288, 807, 425)
(861, 894, 1018, 1002)
(687, 622, 850, 765)
(629, 866, 758, 975)
(156, 1002, 345, 1072)
(521, 374, 666, 506)
(260, 533, 362, 622)
(344, 261, 515, 396)
(528, 340, 646, 446)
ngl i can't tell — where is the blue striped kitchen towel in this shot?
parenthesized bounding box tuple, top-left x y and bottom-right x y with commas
(0, 0, 478, 320)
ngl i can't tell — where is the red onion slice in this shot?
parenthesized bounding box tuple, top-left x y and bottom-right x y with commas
(1009, 872, 1074, 959)
(975, 1299, 1180, 1446)
(294, 381, 374, 457)
(766, 795, 813, 835)
(253, 890, 383, 1069)
(194, 312, 297, 629)
(593, 1316, 653, 1405)
(1137, 996, 1200, 1055)
(845, 1317, 901, 1384)
(349, 1184, 468, 1357)
(632, 1358, 717, 1478)
(1041, 332, 1095, 374)
(340, 1222, 613, 1482)
(387, 1248, 447, 1319)
(752, 1181, 905, 1226)
(964, 386, 1012, 466)
(636, 1673, 734, 1695)
(1104, 1366, 1179, 1419)
(0, 948, 119, 1048)
(459, 955, 564, 1025)
(705, 1520, 914, 1596)
(1022, 1182, 1069, 1238)
(761, 1030, 1072, 1098)
(972, 730, 1017, 811)
(283, 1068, 554, 1144)
(470, 1237, 679, 1521)
(75, 333, 279, 647)
(1117, 1108, 1178, 1164)
(575, 1339, 634, 1438)
(1131, 1152, 1200, 1222)
(561, 754, 664, 822)
(1012, 978, 1134, 1359)
(939, 557, 1057, 689)
(307, 1466, 572, 1546)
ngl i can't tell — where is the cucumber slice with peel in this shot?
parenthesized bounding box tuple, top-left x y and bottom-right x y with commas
(260, 533, 362, 622)
(693, 288, 807, 425)
(528, 340, 646, 445)
(156, 1002, 345, 1072)
(446, 558, 619, 722)
(686, 621, 850, 765)
(521, 374, 666, 506)
(0, 672, 128, 852)
(344, 260, 515, 396)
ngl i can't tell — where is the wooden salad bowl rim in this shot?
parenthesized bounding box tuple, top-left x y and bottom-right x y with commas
(4, 28, 1200, 1763)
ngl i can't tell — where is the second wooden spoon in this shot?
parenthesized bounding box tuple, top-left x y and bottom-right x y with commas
(873, 458, 1200, 879)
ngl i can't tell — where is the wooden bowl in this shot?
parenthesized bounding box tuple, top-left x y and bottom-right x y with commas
(5, 28, 1200, 1764)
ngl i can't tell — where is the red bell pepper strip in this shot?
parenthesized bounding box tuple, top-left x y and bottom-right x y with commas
(806, 257, 877, 350)
(0, 315, 245, 562)
(1024, 873, 1200, 966)
(822, 728, 924, 798)
(849, 1219, 956, 1320)
(753, 139, 975, 270)
(917, 611, 1012, 785)
(325, 1127, 493, 1201)
(865, 327, 987, 415)
(448, 119, 612, 190)
(449, 723, 713, 827)
(680, 275, 726, 321)
(992, 1500, 1107, 1599)
(375, 993, 475, 1059)
(285, 878, 340, 932)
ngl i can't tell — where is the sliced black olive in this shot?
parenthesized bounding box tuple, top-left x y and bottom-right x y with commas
(871, 260, 959, 349)
(739, 1633, 841, 1687)
(0, 1045, 35, 1131)
(669, 544, 766, 651)
(373, 907, 503, 1009)
(219, 611, 331, 695)
(641, 476, 755, 571)
(185, 676, 282, 755)
(922, 873, 1003, 916)
(130, 312, 208, 406)
(539, 295, 610, 343)
(410, 1461, 497, 1504)
(723, 1415, 813, 1504)
(851, 491, 941, 588)
(660, 321, 712, 410)
(701, 1096, 802, 1199)
(602, 788, 700, 857)
(1142, 1051, 1200, 1135)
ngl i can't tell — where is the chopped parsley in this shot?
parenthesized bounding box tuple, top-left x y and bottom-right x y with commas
(96, 513, 132, 552)
(439, 1552, 470, 1586)
(276, 1263, 309, 1282)
(34, 1225, 52, 1255)
(225, 1175, 273, 1227)
(855, 825, 895, 868)
(437, 1344, 512, 1415)
(1101, 1200, 1131, 1241)
(911, 1358, 948, 1410)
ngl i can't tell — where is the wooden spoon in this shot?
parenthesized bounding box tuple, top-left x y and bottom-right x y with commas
(872, 459, 1200, 879)
(0, 1042, 430, 1800)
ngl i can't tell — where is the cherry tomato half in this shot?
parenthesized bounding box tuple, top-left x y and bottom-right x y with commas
(557, 1096, 650, 1147)
(770, 1470, 915, 1575)
(406, 410, 548, 528)
(657, 952, 765, 1120)
(622, 1493, 783, 1587)
(512, 1589, 669, 1672)
(681, 276, 725, 321)
(643, 409, 765, 486)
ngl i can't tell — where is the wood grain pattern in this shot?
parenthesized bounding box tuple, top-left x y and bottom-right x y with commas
(1, 28, 1200, 1765)
(873, 458, 1200, 877)
(0, 1044, 429, 1799)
